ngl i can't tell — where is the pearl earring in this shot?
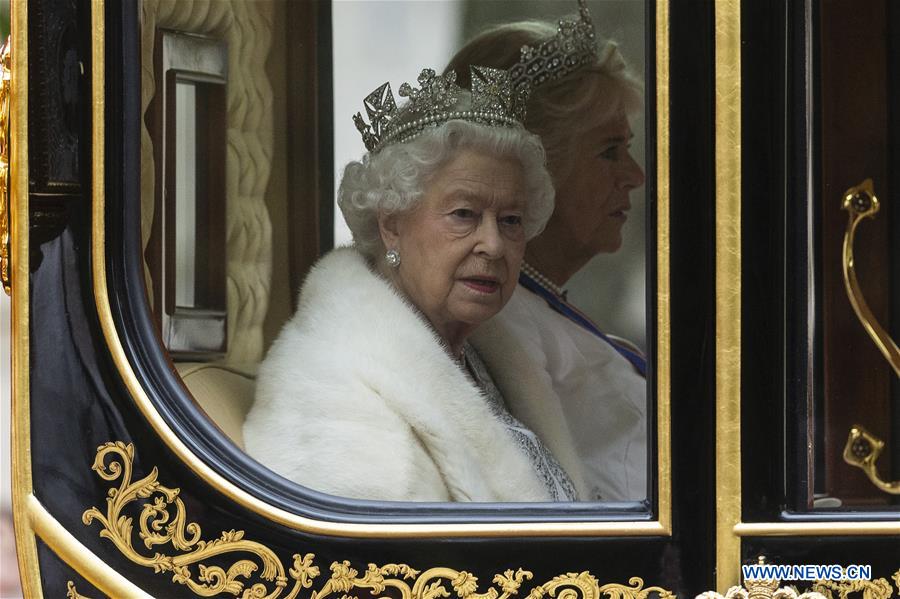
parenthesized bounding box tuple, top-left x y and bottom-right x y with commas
(385, 249, 401, 268)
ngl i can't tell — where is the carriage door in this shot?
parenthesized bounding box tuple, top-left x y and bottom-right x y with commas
(719, 0, 900, 588)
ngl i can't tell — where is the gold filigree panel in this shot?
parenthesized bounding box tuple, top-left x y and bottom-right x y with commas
(66, 581, 92, 599)
(696, 579, 826, 599)
(81, 442, 674, 599)
(811, 579, 896, 599)
(77, 441, 900, 599)
(696, 570, 900, 599)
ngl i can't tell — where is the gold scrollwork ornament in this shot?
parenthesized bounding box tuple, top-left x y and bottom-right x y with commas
(695, 579, 826, 599)
(810, 579, 894, 599)
(83, 441, 306, 598)
(66, 581, 93, 599)
(693, 558, 900, 599)
(694, 557, 826, 599)
(82, 441, 675, 599)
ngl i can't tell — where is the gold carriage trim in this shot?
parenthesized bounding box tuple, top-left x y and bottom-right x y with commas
(695, 577, 826, 599)
(66, 581, 91, 599)
(64, 566, 900, 599)
(810, 579, 895, 599)
(82, 441, 676, 599)
(694, 563, 900, 599)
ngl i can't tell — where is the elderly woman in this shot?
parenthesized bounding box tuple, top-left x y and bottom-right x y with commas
(445, 2, 648, 502)
(244, 67, 589, 503)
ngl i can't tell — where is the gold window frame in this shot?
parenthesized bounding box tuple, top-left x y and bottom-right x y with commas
(94, 0, 672, 537)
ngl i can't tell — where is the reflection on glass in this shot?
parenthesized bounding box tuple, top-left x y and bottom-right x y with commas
(175, 80, 197, 309)
(148, 29, 228, 358)
(240, 0, 653, 503)
(333, 1, 646, 349)
(142, 0, 657, 505)
(810, 0, 899, 510)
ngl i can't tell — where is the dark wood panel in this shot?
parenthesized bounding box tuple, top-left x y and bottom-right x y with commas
(818, 0, 893, 507)
(741, 0, 791, 518)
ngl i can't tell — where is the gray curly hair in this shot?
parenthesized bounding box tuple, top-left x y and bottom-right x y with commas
(338, 103, 555, 261)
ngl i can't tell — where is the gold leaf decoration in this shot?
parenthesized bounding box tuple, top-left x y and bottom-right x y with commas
(66, 581, 92, 599)
(82, 441, 675, 599)
(811, 579, 893, 599)
(696, 578, 826, 599)
(600, 577, 677, 599)
(495, 570, 534, 595)
(527, 572, 598, 599)
(695, 571, 900, 599)
(82, 442, 303, 599)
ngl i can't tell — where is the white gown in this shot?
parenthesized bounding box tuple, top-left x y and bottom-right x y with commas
(476, 284, 647, 502)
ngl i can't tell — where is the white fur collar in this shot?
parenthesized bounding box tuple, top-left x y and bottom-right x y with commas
(245, 247, 559, 502)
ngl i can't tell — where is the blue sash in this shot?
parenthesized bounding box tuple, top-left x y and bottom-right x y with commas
(518, 272, 647, 377)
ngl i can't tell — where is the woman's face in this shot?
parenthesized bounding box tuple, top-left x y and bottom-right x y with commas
(549, 113, 645, 256)
(380, 148, 527, 343)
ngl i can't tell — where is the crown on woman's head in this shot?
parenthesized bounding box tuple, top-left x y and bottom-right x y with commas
(509, 0, 598, 92)
(353, 66, 528, 153)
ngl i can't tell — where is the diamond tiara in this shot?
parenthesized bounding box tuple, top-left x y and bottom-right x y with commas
(353, 66, 529, 153)
(509, 0, 598, 93)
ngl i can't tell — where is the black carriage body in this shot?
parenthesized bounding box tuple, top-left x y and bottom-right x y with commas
(10, 0, 900, 597)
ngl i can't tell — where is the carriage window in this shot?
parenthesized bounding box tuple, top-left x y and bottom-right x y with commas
(139, 0, 657, 507)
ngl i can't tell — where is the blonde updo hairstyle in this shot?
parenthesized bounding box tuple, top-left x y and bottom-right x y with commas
(445, 21, 643, 183)
(338, 91, 555, 262)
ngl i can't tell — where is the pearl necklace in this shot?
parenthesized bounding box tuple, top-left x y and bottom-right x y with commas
(520, 261, 566, 298)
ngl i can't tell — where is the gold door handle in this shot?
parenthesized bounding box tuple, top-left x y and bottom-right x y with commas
(840, 179, 900, 377)
(0, 37, 11, 295)
(843, 425, 900, 495)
